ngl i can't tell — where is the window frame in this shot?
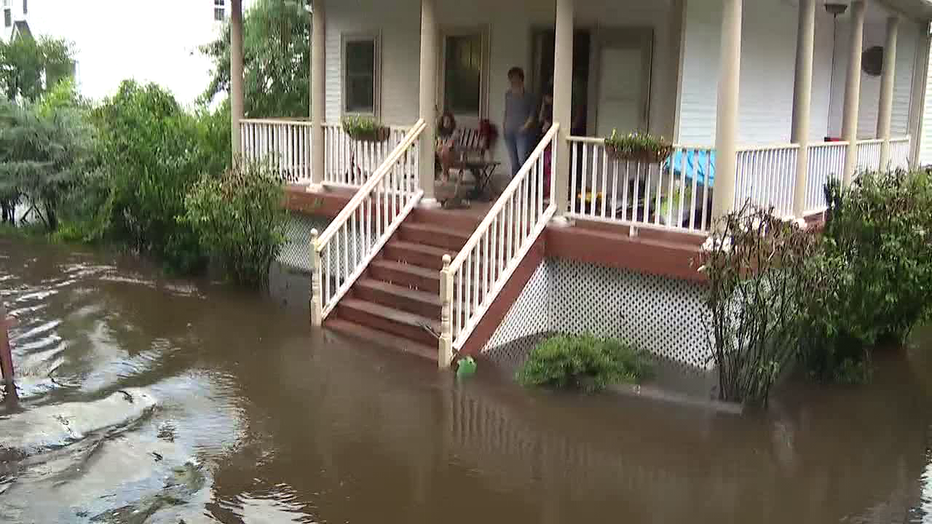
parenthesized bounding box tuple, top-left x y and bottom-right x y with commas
(21, 0, 25, 15)
(439, 25, 490, 125)
(341, 32, 381, 118)
(213, 0, 225, 22)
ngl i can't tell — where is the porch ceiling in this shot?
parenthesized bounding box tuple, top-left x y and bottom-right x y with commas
(875, 0, 932, 21)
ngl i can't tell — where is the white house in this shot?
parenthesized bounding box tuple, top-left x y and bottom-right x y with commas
(1, 0, 28, 42)
(233, 0, 932, 369)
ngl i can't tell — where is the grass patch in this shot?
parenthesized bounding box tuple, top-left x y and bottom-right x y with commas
(516, 334, 653, 393)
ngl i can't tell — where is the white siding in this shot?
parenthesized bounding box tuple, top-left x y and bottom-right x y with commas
(325, 0, 679, 161)
(678, 0, 837, 147)
(827, 16, 918, 140)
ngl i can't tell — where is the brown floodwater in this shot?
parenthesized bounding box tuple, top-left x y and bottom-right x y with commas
(2, 236, 932, 523)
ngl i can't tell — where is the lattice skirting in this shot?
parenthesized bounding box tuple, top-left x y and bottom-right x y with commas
(483, 258, 712, 371)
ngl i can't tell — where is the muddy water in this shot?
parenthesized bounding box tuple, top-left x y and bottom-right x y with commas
(2, 237, 932, 523)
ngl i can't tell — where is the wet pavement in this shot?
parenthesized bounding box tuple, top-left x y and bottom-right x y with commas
(2, 236, 932, 523)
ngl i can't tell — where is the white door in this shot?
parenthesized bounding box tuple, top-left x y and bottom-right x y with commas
(590, 29, 652, 137)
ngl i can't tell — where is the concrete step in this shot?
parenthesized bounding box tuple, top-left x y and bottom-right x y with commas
(336, 298, 439, 346)
(353, 278, 442, 319)
(325, 318, 436, 362)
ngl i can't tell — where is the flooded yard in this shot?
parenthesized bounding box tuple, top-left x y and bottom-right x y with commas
(2, 236, 932, 523)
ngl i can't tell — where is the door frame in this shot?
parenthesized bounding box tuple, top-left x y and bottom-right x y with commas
(588, 27, 654, 136)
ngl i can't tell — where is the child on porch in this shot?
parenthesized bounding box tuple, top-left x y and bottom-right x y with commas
(437, 111, 457, 181)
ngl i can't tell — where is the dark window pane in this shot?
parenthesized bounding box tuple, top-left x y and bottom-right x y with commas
(444, 34, 481, 116)
(21, 0, 25, 15)
(345, 40, 376, 113)
(213, 7, 224, 21)
(4, 9, 10, 28)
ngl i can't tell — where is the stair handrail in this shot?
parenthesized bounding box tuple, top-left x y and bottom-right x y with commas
(310, 119, 427, 326)
(438, 123, 560, 367)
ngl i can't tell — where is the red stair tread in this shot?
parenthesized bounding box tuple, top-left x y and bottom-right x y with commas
(355, 279, 441, 306)
(369, 260, 440, 279)
(340, 298, 441, 332)
(387, 240, 452, 258)
(326, 318, 437, 362)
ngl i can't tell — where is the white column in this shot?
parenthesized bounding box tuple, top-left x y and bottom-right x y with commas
(418, 0, 439, 205)
(310, 0, 326, 189)
(842, 0, 866, 186)
(791, 0, 815, 217)
(907, 22, 930, 167)
(552, 0, 574, 219)
(877, 15, 899, 170)
(230, 0, 245, 163)
(711, 0, 742, 221)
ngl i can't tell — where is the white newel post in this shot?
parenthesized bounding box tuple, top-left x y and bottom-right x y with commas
(711, 0, 742, 221)
(230, 0, 245, 163)
(418, 0, 439, 205)
(439, 255, 454, 369)
(310, 229, 324, 327)
(877, 15, 899, 170)
(552, 0, 574, 220)
(842, 1, 866, 186)
(310, 0, 326, 188)
(791, 0, 815, 217)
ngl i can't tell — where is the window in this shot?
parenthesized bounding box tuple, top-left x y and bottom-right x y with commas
(343, 36, 378, 115)
(213, 0, 224, 21)
(3, 0, 10, 28)
(443, 34, 483, 117)
(21, 0, 25, 15)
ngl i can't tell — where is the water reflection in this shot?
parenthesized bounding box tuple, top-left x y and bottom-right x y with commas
(1, 237, 932, 523)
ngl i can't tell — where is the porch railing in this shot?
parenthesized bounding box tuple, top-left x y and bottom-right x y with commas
(889, 136, 911, 171)
(323, 125, 410, 187)
(309, 120, 426, 325)
(805, 141, 847, 214)
(240, 118, 409, 186)
(439, 124, 559, 365)
(240, 118, 313, 183)
(856, 139, 882, 174)
(566, 137, 713, 233)
(735, 144, 799, 217)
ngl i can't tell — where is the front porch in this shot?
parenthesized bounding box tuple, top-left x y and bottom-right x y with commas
(228, 0, 932, 369)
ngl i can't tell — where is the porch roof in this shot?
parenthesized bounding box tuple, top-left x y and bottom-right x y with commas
(880, 0, 932, 20)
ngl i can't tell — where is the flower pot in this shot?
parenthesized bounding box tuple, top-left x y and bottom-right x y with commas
(350, 127, 390, 143)
(605, 145, 672, 164)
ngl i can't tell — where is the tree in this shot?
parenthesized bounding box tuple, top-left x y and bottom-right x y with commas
(0, 35, 74, 103)
(201, 0, 311, 119)
(0, 96, 92, 231)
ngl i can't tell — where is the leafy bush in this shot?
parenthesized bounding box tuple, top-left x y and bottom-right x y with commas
(698, 206, 817, 406)
(798, 170, 932, 382)
(84, 81, 229, 273)
(604, 130, 672, 162)
(182, 163, 285, 287)
(516, 334, 652, 393)
(0, 98, 93, 231)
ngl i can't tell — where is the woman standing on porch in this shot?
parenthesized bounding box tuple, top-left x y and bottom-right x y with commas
(503, 67, 537, 177)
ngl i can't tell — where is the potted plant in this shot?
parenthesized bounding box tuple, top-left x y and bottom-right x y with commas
(342, 115, 390, 143)
(604, 130, 673, 163)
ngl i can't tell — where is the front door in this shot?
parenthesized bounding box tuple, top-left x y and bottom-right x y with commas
(589, 28, 653, 137)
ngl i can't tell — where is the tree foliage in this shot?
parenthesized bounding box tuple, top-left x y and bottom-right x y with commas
(0, 89, 92, 231)
(201, 0, 310, 118)
(0, 35, 73, 102)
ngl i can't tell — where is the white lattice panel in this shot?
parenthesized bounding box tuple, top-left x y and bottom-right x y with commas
(482, 258, 712, 370)
(277, 212, 372, 279)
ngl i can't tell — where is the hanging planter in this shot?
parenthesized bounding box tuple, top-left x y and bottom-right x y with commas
(342, 115, 390, 143)
(604, 130, 673, 163)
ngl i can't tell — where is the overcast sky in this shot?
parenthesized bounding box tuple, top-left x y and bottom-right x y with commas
(28, 0, 245, 106)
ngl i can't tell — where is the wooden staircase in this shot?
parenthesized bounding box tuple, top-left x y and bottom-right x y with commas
(325, 208, 482, 363)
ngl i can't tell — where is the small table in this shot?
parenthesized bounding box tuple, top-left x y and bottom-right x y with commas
(454, 159, 501, 201)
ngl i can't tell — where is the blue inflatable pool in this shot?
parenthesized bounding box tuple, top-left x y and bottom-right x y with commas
(664, 149, 716, 187)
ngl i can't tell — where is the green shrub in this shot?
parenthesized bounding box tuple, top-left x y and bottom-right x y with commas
(516, 334, 652, 393)
(698, 206, 818, 406)
(798, 170, 932, 382)
(83, 81, 229, 273)
(182, 163, 285, 288)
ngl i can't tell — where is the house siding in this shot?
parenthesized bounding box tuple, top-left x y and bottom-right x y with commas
(325, 0, 679, 161)
(679, 0, 838, 147)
